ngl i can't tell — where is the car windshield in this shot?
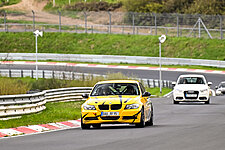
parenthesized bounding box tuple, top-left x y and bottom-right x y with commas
(90, 83, 140, 96)
(178, 77, 205, 84)
(219, 83, 225, 88)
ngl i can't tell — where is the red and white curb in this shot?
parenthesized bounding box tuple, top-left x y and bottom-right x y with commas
(1, 61, 225, 75)
(0, 119, 81, 138)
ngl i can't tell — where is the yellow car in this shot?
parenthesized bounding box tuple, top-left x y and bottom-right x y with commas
(81, 80, 153, 129)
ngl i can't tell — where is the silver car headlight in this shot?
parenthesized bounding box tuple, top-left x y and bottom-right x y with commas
(125, 104, 140, 109)
(83, 104, 96, 110)
(200, 89, 208, 93)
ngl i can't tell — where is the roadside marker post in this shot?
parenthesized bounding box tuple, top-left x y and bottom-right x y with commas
(33, 30, 43, 80)
(158, 35, 166, 94)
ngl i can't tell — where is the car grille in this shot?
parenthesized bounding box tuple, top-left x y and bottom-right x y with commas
(184, 91, 199, 99)
(98, 105, 109, 110)
(111, 104, 122, 110)
(123, 116, 137, 120)
(100, 116, 120, 120)
(98, 104, 122, 110)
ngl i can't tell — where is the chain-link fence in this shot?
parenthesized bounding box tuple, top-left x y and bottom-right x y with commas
(0, 10, 224, 39)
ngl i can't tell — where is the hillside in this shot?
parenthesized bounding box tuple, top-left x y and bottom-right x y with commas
(0, 32, 224, 61)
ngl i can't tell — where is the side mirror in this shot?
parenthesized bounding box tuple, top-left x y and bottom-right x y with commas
(172, 82, 176, 86)
(215, 86, 218, 89)
(82, 93, 89, 99)
(143, 92, 151, 97)
(208, 82, 212, 86)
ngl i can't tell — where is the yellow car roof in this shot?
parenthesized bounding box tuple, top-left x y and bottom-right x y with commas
(96, 80, 139, 84)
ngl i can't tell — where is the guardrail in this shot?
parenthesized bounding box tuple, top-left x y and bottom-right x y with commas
(0, 53, 224, 68)
(0, 91, 46, 117)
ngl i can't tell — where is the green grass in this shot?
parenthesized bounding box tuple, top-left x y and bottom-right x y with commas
(147, 87, 172, 97)
(0, 0, 21, 7)
(0, 101, 83, 129)
(0, 32, 224, 61)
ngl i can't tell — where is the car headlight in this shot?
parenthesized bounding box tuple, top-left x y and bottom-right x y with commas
(125, 104, 140, 109)
(174, 89, 182, 93)
(200, 89, 208, 93)
(83, 104, 96, 110)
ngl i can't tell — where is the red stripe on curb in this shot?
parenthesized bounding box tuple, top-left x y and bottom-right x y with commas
(205, 70, 214, 72)
(59, 121, 78, 127)
(67, 63, 76, 66)
(76, 120, 81, 122)
(0, 132, 7, 137)
(167, 68, 177, 70)
(87, 64, 97, 67)
(108, 65, 118, 68)
(2, 61, 13, 64)
(39, 124, 60, 130)
(47, 62, 57, 65)
(13, 127, 38, 134)
(222, 71, 225, 74)
(128, 66, 138, 69)
(187, 69, 197, 71)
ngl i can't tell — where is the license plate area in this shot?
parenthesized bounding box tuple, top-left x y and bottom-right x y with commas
(186, 94, 197, 97)
(101, 112, 119, 116)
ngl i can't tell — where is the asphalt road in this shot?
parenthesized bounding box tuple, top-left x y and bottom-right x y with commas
(1, 96, 225, 150)
(1, 64, 224, 87)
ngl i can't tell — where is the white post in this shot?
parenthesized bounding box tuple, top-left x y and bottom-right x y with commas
(35, 34, 38, 80)
(159, 42, 162, 94)
(158, 35, 166, 95)
(53, 0, 55, 7)
(69, 0, 71, 5)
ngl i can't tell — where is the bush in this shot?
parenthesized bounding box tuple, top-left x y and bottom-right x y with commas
(65, 1, 122, 11)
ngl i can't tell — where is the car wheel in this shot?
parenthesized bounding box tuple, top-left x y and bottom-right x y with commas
(135, 108, 145, 128)
(205, 98, 210, 104)
(173, 100, 179, 104)
(146, 107, 153, 126)
(81, 117, 90, 129)
(92, 124, 101, 129)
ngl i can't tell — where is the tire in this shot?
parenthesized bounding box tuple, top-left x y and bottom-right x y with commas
(135, 108, 145, 128)
(92, 124, 101, 129)
(205, 98, 210, 104)
(146, 107, 153, 126)
(173, 100, 179, 104)
(81, 117, 90, 129)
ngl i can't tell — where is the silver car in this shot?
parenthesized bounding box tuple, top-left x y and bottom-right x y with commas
(215, 82, 225, 96)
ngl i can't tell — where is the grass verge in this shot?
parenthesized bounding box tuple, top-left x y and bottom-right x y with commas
(0, 32, 224, 61)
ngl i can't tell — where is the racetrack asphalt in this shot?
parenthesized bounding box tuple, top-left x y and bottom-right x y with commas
(0, 96, 225, 150)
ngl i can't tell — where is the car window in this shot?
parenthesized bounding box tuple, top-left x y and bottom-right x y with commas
(178, 77, 205, 84)
(90, 83, 140, 96)
(219, 83, 225, 88)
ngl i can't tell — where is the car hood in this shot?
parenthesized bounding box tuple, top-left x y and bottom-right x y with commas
(86, 95, 140, 105)
(174, 84, 208, 91)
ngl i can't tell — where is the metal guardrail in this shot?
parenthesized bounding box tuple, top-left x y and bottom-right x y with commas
(0, 87, 92, 118)
(0, 53, 224, 68)
(0, 91, 46, 117)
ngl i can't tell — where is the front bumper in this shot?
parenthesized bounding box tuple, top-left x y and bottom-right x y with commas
(81, 109, 142, 124)
(173, 92, 209, 102)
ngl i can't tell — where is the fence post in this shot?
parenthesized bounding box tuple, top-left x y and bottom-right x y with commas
(42, 70, 45, 78)
(147, 79, 150, 88)
(52, 71, 54, 79)
(153, 80, 156, 88)
(32, 10, 35, 32)
(21, 70, 23, 78)
(108, 11, 111, 34)
(84, 11, 87, 33)
(58, 10, 61, 32)
(31, 70, 34, 78)
(132, 12, 135, 35)
(153, 13, 157, 35)
(219, 15, 223, 40)
(177, 14, 179, 37)
(9, 70, 11, 78)
(3, 10, 7, 32)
